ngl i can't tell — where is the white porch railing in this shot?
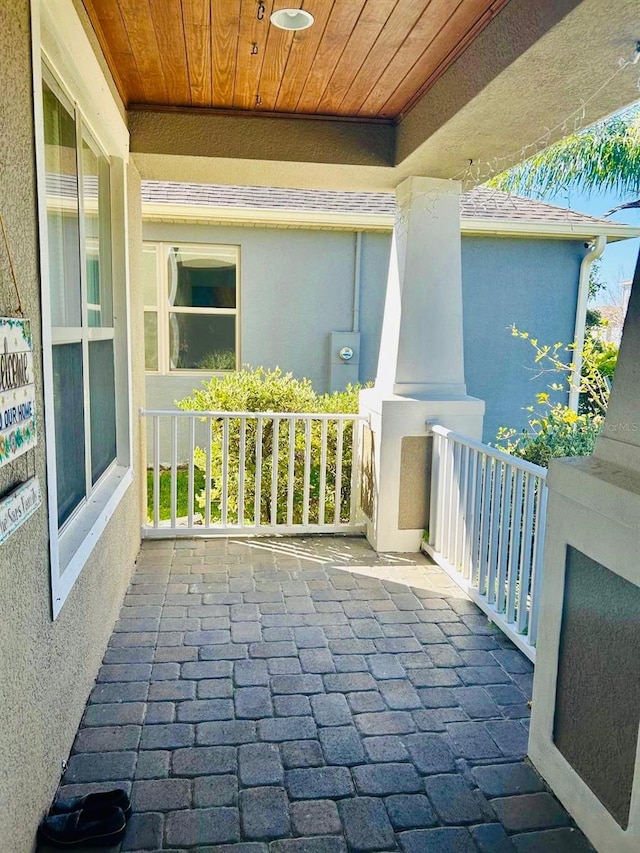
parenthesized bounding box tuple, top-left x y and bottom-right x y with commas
(423, 424, 548, 662)
(141, 409, 366, 538)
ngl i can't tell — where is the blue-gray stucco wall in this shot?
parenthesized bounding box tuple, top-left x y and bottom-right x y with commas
(462, 236, 585, 443)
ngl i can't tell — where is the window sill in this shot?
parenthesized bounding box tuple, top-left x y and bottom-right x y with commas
(51, 465, 134, 619)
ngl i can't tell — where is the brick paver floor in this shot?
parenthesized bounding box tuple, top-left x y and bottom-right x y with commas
(39, 536, 594, 852)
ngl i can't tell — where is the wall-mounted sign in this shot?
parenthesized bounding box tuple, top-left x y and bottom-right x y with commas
(0, 476, 41, 545)
(0, 318, 37, 468)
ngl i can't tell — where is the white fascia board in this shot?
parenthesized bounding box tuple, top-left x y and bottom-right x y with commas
(460, 218, 640, 243)
(142, 203, 640, 242)
(39, 0, 129, 159)
(143, 203, 395, 232)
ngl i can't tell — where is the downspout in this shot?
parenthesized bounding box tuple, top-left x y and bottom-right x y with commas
(568, 234, 607, 411)
(352, 232, 362, 333)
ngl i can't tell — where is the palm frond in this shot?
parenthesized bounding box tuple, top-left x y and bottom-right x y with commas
(488, 107, 640, 198)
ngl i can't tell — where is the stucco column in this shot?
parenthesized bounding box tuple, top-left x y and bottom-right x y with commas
(528, 252, 640, 853)
(359, 176, 484, 552)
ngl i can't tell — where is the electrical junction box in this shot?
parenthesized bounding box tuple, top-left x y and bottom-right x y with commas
(329, 331, 360, 392)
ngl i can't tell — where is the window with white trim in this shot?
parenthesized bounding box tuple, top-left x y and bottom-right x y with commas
(144, 243, 239, 373)
(38, 59, 131, 615)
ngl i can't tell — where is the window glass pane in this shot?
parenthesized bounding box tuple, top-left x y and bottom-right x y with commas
(144, 312, 158, 370)
(43, 79, 81, 328)
(168, 246, 237, 308)
(89, 339, 117, 484)
(142, 245, 159, 306)
(52, 343, 85, 526)
(169, 314, 236, 370)
(83, 136, 112, 328)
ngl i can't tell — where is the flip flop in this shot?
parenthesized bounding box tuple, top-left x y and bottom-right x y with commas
(38, 806, 127, 848)
(49, 788, 132, 821)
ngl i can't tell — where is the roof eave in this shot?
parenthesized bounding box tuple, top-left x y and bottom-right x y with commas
(142, 203, 395, 232)
(141, 203, 640, 242)
(460, 218, 640, 243)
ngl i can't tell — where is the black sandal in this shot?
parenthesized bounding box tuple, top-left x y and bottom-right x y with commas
(49, 788, 131, 821)
(38, 806, 127, 848)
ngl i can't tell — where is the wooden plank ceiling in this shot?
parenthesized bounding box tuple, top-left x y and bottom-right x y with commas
(83, 0, 510, 121)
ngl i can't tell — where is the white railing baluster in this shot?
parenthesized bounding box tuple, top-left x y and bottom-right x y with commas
(302, 418, 312, 526)
(471, 452, 483, 588)
(437, 436, 448, 557)
(444, 439, 456, 562)
(477, 457, 493, 595)
(254, 416, 263, 526)
(187, 415, 195, 528)
(205, 417, 212, 528)
(335, 420, 344, 526)
(287, 417, 296, 527)
(528, 480, 548, 645)
(516, 473, 536, 633)
(487, 460, 503, 605)
(462, 448, 477, 580)
(496, 464, 513, 613)
(454, 444, 469, 572)
(153, 415, 160, 529)
(422, 423, 548, 664)
(221, 416, 229, 527)
(443, 433, 451, 555)
(440, 435, 452, 559)
(271, 417, 280, 526)
(170, 415, 178, 528)
(349, 418, 360, 526)
(506, 467, 524, 625)
(427, 429, 439, 552)
(318, 419, 328, 526)
(238, 416, 246, 527)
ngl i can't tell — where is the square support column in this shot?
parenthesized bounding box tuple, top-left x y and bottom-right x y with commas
(529, 251, 640, 853)
(360, 176, 484, 552)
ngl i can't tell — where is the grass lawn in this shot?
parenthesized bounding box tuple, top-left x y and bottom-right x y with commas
(147, 467, 206, 522)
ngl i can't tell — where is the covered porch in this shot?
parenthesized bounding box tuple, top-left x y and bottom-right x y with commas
(41, 535, 591, 853)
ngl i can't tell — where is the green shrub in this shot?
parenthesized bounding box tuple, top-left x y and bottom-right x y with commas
(197, 350, 236, 371)
(177, 367, 365, 525)
(495, 327, 612, 467)
(496, 404, 602, 467)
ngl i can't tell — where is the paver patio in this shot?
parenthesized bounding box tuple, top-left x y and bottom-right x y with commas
(40, 537, 593, 852)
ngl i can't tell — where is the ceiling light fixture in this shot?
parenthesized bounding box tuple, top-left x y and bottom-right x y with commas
(270, 9, 314, 31)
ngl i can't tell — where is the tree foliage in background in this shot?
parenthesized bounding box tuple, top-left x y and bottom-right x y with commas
(177, 367, 363, 525)
(488, 106, 640, 206)
(586, 259, 606, 330)
(495, 327, 617, 467)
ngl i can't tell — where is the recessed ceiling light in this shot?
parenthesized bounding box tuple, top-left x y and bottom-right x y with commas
(270, 9, 314, 31)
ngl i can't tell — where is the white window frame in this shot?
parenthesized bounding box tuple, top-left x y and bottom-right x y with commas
(143, 241, 240, 375)
(32, 0, 133, 619)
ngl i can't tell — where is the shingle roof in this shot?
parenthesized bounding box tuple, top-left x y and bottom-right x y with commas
(459, 185, 612, 226)
(141, 181, 395, 216)
(140, 180, 616, 227)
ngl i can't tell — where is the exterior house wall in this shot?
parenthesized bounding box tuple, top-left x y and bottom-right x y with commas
(144, 222, 584, 447)
(461, 237, 584, 443)
(144, 221, 392, 410)
(0, 6, 143, 851)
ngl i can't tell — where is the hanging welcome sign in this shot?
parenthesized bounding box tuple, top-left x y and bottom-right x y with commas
(0, 317, 37, 468)
(0, 476, 41, 545)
